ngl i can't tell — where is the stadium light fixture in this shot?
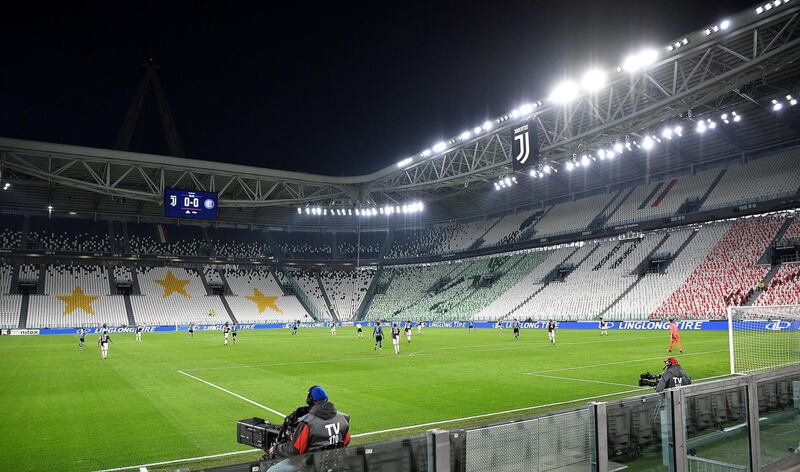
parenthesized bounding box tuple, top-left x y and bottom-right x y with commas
(396, 157, 413, 168)
(597, 149, 606, 160)
(719, 19, 731, 30)
(543, 164, 552, 174)
(642, 135, 655, 150)
(661, 127, 673, 140)
(460, 130, 471, 140)
(580, 154, 591, 166)
(473, 126, 482, 134)
(606, 150, 616, 159)
(432, 142, 447, 153)
(549, 80, 579, 104)
(421, 149, 432, 157)
(565, 161, 575, 171)
(622, 48, 658, 72)
(2, 182, 10, 191)
(613, 142, 624, 154)
(696, 120, 707, 133)
(297, 207, 302, 214)
(707, 120, 717, 129)
(581, 69, 607, 92)
(482, 120, 493, 131)
(674, 125, 683, 136)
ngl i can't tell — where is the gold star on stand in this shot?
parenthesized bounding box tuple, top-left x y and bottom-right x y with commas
(56, 286, 99, 316)
(245, 288, 283, 314)
(154, 270, 191, 298)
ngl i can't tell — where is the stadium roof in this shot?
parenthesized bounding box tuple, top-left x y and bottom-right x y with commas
(1, 2, 800, 227)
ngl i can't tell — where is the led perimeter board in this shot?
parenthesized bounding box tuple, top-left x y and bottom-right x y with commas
(165, 189, 218, 220)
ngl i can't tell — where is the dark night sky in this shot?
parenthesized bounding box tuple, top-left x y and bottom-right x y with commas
(0, 0, 756, 176)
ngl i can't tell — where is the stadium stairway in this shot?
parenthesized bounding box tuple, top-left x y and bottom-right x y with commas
(263, 231, 283, 259)
(8, 262, 19, 294)
(757, 217, 795, 264)
(315, 273, 338, 321)
(355, 268, 383, 321)
(18, 293, 29, 329)
(198, 268, 214, 295)
(218, 295, 239, 324)
(36, 264, 46, 294)
(471, 217, 502, 249)
(504, 246, 582, 318)
(130, 267, 142, 295)
(696, 169, 728, 210)
(284, 274, 322, 321)
(106, 267, 117, 295)
(744, 263, 783, 306)
(269, 268, 290, 295)
(217, 268, 234, 295)
(661, 230, 699, 271)
(601, 233, 672, 316)
(588, 189, 629, 230)
(123, 294, 136, 325)
(107, 220, 119, 253)
(517, 206, 553, 242)
(20, 215, 29, 249)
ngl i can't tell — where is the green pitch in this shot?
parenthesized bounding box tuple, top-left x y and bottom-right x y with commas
(0, 327, 731, 471)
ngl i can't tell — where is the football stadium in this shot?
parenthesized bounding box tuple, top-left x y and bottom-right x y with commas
(2, 1, 800, 471)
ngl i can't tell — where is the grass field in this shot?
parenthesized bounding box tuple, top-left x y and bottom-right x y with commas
(0, 327, 732, 471)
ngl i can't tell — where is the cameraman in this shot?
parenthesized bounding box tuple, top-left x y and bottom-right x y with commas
(655, 357, 692, 392)
(267, 385, 350, 471)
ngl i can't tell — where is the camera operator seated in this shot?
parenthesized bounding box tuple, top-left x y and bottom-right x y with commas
(267, 385, 350, 472)
(655, 357, 692, 393)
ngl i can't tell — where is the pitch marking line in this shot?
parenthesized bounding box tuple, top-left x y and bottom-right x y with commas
(178, 370, 286, 418)
(93, 385, 647, 472)
(526, 349, 728, 375)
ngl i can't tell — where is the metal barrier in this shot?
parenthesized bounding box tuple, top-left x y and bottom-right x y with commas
(688, 456, 748, 472)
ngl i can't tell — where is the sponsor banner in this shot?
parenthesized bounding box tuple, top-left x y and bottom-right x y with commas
(30, 319, 797, 335)
(4, 329, 41, 336)
(511, 120, 539, 171)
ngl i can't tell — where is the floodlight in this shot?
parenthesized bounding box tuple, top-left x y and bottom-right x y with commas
(355, 209, 360, 215)
(482, 120, 493, 131)
(720, 19, 731, 30)
(623, 48, 658, 72)
(460, 131, 471, 140)
(433, 142, 447, 152)
(305, 207, 310, 215)
(510, 108, 520, 118)
(494, 182, 500, 190)
(597, 149, 606, 160)
(372, 208, 378, 216)
(733, 114, 742, 122)
(519, 103, 534, 114)
(421, 149, 432, 157)
(721, 113, 728, 120)
(297, 207, 302, 214)
(530, 169, 538, 177)
(696, 121, 707, 133)
(580, 154, 591, 166)
(473, 126, 482, 134)
(708, 121, 717, 129)
(613, 142, 624, 153)
(397, 157, 413, 168)
(549, 80, 579, 103)
(674, 126, 683, 136)
(704, 28, 712, 36)
(323, 209, 327, 215)
(504, 177, 512, 186)
(606, 150, 616, 159)
(756, 6, 764, 13)
(773, 102, 783, 111)
(774, 0, 781, 6)
(661, 127, 673, 139)
(642, 136, 655, 150)
(566, 161, 575, 171)
(765, 2, 773, 10)
(543, 164, 552, 174)
(791, 99, 798, 106)
(581, 69, 607, 92)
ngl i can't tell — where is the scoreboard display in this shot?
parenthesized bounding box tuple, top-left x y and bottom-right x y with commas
(165, 189, 218, 220)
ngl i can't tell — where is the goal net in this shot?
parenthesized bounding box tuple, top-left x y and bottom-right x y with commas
(727, 305, 800, 374)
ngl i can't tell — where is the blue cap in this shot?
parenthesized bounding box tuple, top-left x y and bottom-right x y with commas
(309, 385, 328, 402)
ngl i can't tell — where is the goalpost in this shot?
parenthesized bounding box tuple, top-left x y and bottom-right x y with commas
(727, 305, 800, 374)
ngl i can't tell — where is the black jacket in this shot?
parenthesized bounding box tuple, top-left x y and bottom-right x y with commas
(656, 365, 692, 392)
(274, 401, 350, 458)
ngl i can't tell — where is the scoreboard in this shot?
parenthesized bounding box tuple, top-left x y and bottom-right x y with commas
(165, 189, 218, 220)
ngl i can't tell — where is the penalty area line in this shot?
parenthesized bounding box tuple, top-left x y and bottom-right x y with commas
(527, 373, 638, 388)
(92, 450, 255, 472)
(177, 370, 286, 418)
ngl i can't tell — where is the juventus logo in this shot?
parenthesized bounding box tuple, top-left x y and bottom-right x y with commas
(514, 124, 530, 165)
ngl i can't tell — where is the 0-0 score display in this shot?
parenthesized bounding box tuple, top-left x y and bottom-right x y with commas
(164, 188, 218, 220)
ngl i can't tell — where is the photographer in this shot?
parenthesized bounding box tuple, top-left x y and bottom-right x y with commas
(267, 385, 350, 471)
(655, 357, 692, 392)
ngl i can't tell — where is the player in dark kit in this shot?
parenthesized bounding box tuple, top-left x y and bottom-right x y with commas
(97, 333, 112, 359)
(512, 319, 520, 340)
(467, 320, 474, 333)
(135, 324, 143, 343)
(232, 323, 238, 344)
(391, 323, 401, 354)
(547, 320, 557, 345)
(373, 321, 384, 351)
(292, 320, 299, 336)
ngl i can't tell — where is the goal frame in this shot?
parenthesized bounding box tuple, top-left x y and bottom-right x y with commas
(727, 304, 800, 374)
